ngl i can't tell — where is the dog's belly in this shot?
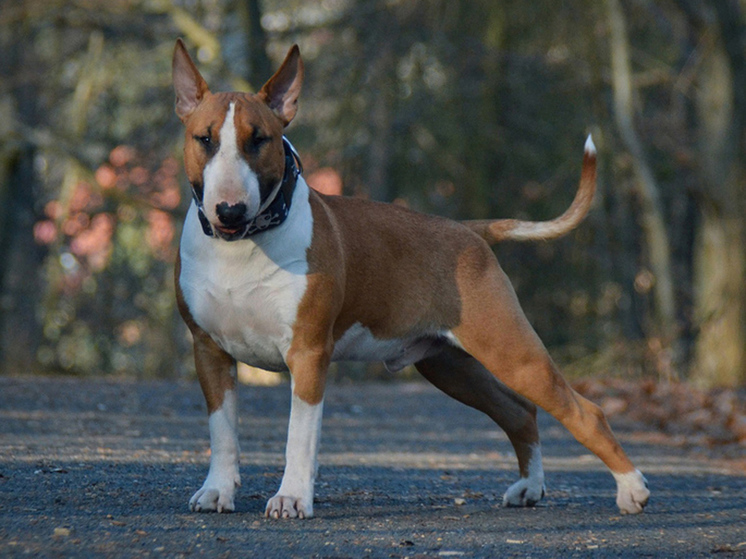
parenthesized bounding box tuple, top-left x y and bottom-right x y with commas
(332, 323, 448, 371)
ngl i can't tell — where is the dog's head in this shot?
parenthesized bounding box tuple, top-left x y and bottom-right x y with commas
(172, 39, 304, 240)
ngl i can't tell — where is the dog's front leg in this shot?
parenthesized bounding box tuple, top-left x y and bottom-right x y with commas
(265, 387, 324, 519)
(189, 329, 241, 513)
(266, 346, 329, 519)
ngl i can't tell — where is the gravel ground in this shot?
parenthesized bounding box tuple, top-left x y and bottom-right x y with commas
(1, 376, 745, 558)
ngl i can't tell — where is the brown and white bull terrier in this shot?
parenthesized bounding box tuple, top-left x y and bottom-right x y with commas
(171, 39, 650, 519)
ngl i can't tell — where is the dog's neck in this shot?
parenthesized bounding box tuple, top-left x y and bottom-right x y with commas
(192, 137, 303, 240)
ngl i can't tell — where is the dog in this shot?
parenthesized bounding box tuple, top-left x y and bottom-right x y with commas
(171, 39, 649, 519)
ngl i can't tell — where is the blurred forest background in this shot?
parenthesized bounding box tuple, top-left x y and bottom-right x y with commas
(1, 0, 745, 389)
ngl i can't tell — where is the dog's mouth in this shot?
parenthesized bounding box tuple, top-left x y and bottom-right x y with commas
(213, 222, 250, 241)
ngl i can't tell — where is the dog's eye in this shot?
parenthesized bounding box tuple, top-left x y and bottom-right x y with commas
(245, 129, 269, 153)
(194, 135, 215, 154)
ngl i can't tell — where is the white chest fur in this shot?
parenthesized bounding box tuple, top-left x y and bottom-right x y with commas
(179, 180, 313, 372)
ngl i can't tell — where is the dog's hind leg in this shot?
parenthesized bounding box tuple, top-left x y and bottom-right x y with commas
(416, 346, 545, 507)
(450, 245, 649, 514)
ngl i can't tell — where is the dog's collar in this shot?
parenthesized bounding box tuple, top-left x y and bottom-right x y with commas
(192, 136, 303, 240)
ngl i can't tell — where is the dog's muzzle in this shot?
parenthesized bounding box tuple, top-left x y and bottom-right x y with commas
(192, 137, 303, 241)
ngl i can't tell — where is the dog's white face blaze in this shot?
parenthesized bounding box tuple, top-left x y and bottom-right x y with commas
(202, 102, 262, 223)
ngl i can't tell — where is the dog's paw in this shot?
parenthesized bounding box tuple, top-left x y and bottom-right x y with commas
(613, 469, 650, 514)
(503, 477, 546, 507)
(189, 472, 241, 513)
(265, 494, 313, 519)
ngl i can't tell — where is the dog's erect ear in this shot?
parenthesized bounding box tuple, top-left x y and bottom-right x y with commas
(257, 45, 304, 126)
(172, 39, 210, 122)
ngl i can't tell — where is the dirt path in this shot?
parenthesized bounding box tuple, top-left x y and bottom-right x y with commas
(1, 377, 745, 558)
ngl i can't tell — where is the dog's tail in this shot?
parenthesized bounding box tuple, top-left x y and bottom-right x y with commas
(464, 135, 597, 244)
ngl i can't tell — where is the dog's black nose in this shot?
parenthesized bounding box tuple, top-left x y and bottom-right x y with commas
(215, 202, 248, 226)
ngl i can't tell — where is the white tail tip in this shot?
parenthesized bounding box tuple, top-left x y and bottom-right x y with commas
(584, 134, 596, 155)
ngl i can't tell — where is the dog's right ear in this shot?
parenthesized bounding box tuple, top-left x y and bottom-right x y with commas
(172, 39, 210, 122)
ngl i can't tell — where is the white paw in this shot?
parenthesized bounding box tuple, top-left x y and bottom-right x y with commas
(503, 477, 546, 507)
(189, 472, 241, 513)
(265, 494, 313, 519)
(613, 469, 650, 514)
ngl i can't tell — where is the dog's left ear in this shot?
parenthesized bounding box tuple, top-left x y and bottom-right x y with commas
(258, 45, 304, 126)
(173, 39, 210, 123)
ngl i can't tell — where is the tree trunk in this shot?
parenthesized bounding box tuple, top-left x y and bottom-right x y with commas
(605, 0, 679, 376)
(365, 45, 395, 202)
(245, 0, 271, 84)
(691, 25, 746, 388)
(0, 25, 45, 374)
(693, 212, 744, 387)
(0, 144, 45, 374)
